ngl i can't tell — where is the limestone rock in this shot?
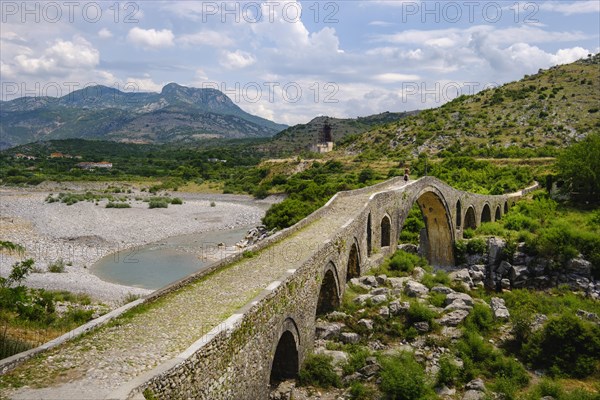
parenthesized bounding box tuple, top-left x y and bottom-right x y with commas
(567, 258, 592, 278)
(431, 286, 455, 295)
(405, 281, 429, 297)
(398, 243, 418, 254)
(315, 322, 343, 340)
(370, 287, 389, 296)
(354, 294, 372, 305)
(466, 378, 486, 391)
(388, 277, 410, 289)
(444, 299, 472, 312)
(462, 390, 486, 400)
(490, 297, 510, 320)
(340, 332, 361, 344)
(488, 237, 506, 265)
(358, 319, 374, 331)
(445, 292, 474, 307)
(376, 274, 388, 285)
(314, 348, 348, 366)
(389, 300, 410, 315)
(379, 306, 390, 318)
(414, 321, 430, 333)
(370, 294, 387, 304)
(412, 267, 426, 282)
(438, 310, 469, 326)
(360, 276, 379, 288)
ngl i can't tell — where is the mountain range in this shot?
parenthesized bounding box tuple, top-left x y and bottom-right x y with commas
(0, 83, 287, 149)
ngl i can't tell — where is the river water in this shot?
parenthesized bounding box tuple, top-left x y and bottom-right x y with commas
(91, 226, 251, 290)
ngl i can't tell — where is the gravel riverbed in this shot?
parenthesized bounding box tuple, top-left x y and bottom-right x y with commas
(0, 187, 271, 305)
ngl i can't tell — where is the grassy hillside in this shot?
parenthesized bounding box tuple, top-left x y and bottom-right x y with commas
(264, 111, 417, 156)
(344, 54, 599, 158)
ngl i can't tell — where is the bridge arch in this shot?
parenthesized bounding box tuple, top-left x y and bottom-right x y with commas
(269, 318, 300, 385)
(481, 203, 492, 224)
(464, 206, 477, 230)
(380, 214, 392, 247)
(410, 188, 455, 267)
(346, 239, 361, 281)
(366, 213, 372, 256)
(504, 201, 509, 214)
(495, 205, 501, 221)
(316, 262, 340, 315)
(456, 200, 462, 228)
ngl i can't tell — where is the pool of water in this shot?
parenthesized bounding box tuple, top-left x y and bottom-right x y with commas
(91, 226, 251, 290)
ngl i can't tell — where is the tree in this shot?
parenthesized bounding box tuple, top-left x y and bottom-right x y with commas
(556, 133, 600, 203)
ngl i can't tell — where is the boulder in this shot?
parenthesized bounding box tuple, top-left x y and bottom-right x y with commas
(379, 306, 390, 318)
(315, 322, 343, 340)
(509, 265, 529, 283)
(340, 332, 361, 344)
(449, 268, 472, 283)
(414, 321, 430, 333)
(370, 287, 389, 296)
(388, 277, 410, 289)
(466, 378, 486, 391)
(389, 300, 410, 316)
(438, 310, 469, 326)
(495, 261, 512, 277)
(349, 278, 370, 290)
(357, 319, 374, 331)
(354, 294, 372, 305)
(490, 298, 510, 320)
(488, 237, 506, 266)
(370, 294, 387, 304)
(462, 390, 486, 400)
(444, 299, 472, 312)
(314, 348, 348, 366)
(405, 281, 430, 297)
(360, 276, 379, 288)
(412, 267, 426, 282)
(375, 274, 388, 285)
(398, 243, 418, 254)
(431, 286, 455, 295)
(567, 258, 592, 278)
(445, 292, 474, 307)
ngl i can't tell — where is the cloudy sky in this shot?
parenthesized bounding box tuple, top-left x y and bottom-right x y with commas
(1, 0, 598, 125)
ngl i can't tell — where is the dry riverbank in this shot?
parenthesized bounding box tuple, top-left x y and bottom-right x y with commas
(0, 186, 271, 305)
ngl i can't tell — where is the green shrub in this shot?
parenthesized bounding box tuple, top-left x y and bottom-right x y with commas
(379, 352, 430, 400)
(48, 259, 65, 273)
(421, 270, 450, 289)
(298, 353, 341, 388)
(466, 238, 487, 255)
(407, 301, 437, 325)
(349, 382, 377, 400)
(463, 228, 475, 239)
(503, 213, 540, 232)
(342, 346, 370, 375)
(106, 202, 131, 208)
(454, 240, 467, 264)
(522, 314, 600, 378)
(476, 222, 506, 236)
(170, 197, 183, 205)
(464, 303, 495, 334)
(210, 201, 216, 207)
(148, 200, 169, 209)
(436, 355, 460, 387)
(387, 251, 428, 274)
(429, 291, 447, 308)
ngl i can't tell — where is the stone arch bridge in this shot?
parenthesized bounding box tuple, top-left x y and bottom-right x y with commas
(0, 177, 537, 400)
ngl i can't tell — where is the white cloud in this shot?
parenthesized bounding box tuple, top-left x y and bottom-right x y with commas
(374, 73, 421, 83)
(178, 30, 235, 47)
(12, 36, 99, 77)
(127, 27, 174, 49)
(540, 1, 600, 15)
(369, 21, 394, 27)
(98, 28, 113, 39)
(220, 50, 256, 69)
(124, 76, 164, 92)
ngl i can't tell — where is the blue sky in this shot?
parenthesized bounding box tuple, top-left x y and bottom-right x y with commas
(1, 0, 599, 125)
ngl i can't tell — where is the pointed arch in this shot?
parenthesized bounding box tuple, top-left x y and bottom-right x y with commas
(380, 215, 391, 247)
(270, 319, 299, 385)
(346, 240, 360, 281)
(495, 206, 501, 221)
(464, 206, 477, 230)
(407, 189, 455, 267)
(366, 213, 372, 256)
(504, 201, 509, 214)
(316, 262, 340, 316)
(456, 200, 462, 228)
(481, 204, 492, 224)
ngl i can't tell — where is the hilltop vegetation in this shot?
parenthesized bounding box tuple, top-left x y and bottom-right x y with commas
(344, 54, 599, 158)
